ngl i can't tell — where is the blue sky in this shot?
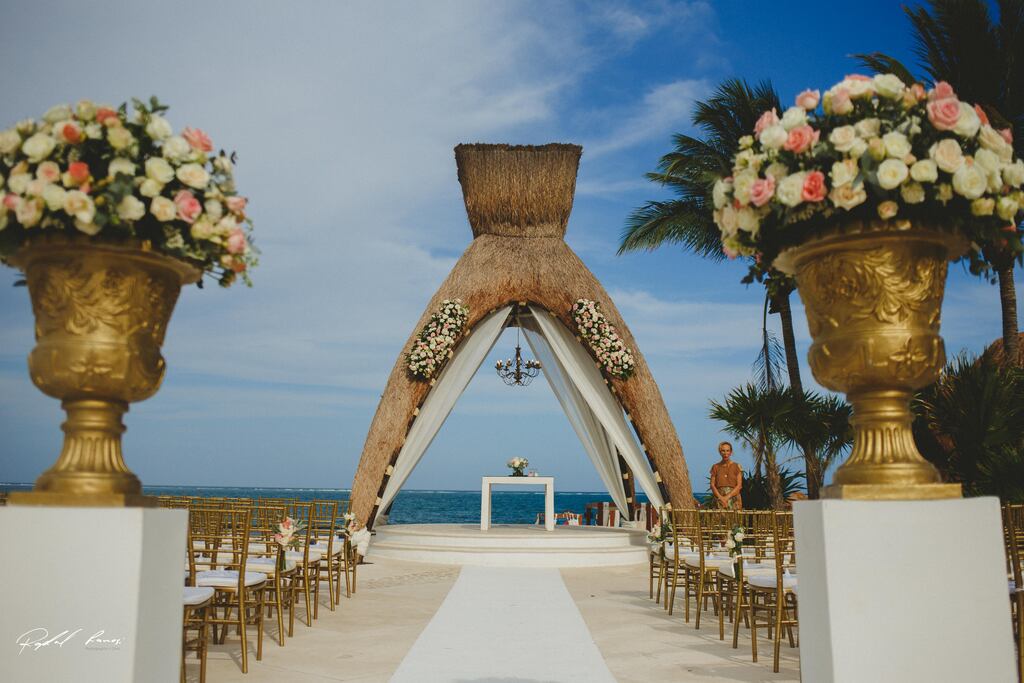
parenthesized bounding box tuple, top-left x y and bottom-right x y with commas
(0, 1, 1018, 492)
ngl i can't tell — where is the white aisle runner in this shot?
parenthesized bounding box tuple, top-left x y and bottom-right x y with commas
(390, 566, 617, 683)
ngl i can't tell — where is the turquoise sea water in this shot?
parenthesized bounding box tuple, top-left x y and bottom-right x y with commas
(0, 483, 657, 525)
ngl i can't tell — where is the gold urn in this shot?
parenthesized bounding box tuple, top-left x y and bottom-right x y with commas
(776, 221, 964, 500)
(9, 239, 199, 506)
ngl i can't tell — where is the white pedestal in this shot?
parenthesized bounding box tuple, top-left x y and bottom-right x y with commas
(481, 476, 555, 531)
(794, 498, 1015, 682)
(0, 507, 187, 683)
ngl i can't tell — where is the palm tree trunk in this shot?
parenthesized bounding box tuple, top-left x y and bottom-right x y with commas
(998, 265, 1019, 366)
(765, 452, 784, 510)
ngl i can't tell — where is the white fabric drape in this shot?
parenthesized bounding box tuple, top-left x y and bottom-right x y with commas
(520, 319, 629, 520)
(527, 305, 664, 509)
(376, 306, 513, 523)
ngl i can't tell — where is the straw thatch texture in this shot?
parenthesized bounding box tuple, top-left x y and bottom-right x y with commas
(350, 145, 693, 526)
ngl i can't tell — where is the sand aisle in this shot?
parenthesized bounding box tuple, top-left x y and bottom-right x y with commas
(390, 565, 617, 682)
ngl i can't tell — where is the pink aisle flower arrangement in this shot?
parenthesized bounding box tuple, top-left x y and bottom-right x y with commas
(712, 74, 1024, 279)
(406, 298, 470, 380)
(274, 515, 305, 570)
(572, 299, 635, 379)
(0, 97, 256, 286)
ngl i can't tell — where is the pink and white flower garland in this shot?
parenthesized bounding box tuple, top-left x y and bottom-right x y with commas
(406, 298, 470, 380)
(712, 74, 1024, 278)
(0, 97, 256, 286)
(572, 299, 635, 380)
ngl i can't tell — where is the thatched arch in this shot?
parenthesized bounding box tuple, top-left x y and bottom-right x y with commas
(350, 144, 694, 526)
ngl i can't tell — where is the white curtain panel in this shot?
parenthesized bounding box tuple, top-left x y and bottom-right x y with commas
(376, 305, 513, 523)
(520, 318, 629, 520)
(527, 305, 665, 509)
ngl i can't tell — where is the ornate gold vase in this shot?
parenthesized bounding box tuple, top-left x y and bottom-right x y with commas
(9, 239, 199, 506)
(776, 221, 964, 500)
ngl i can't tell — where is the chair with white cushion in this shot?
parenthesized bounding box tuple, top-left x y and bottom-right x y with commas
(187, 507, 267, 674)
(310, 499, 341, 615)
(745, 511, 798, 673)
(664, 508, 700, 616)
(716, 510, 774, 643)
(684, 510, 735, 630)
(182, 586, 214, 683)
(285, 502, 322, 626)
(246, 504, 295, 645)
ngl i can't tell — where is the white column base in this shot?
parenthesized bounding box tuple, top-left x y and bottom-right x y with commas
(794, 498, 1015, 682)
(0, 507, 187, 683)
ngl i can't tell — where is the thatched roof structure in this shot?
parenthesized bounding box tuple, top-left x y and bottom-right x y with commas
(349, 144, 694, 526)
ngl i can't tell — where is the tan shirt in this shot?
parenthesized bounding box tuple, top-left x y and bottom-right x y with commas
(711, 461, 741, 489)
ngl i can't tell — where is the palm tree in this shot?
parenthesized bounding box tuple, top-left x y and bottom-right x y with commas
(621, 78, 826, 494)
(778, 391, 854, 494)
(856, 0, 1024, 364)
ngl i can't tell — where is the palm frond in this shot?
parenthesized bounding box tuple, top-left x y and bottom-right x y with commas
(618, 199, 723, 259)
(850, 51, 919, 84)
(753, 293, 786, 392)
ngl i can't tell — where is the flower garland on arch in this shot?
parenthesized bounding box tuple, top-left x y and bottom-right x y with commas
(405, 298, 469, 380)
(571, 298, 635, 380)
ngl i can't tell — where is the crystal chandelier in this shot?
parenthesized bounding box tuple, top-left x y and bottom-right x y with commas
(495, 311, 542, 387)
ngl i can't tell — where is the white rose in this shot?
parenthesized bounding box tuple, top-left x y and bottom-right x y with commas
(145, 157, 175, 184)
(829, 125, 857, 152)
(882, 131, 911, 159)
(0, 129, 20, 155)
(76, 100, 96, 120)
(977, 125, 1013, 161)
(190, 217, 217, 240)
(145, 115, 173, 141)
(953, 102, 981, 138)
(85, 123, 102, 140)
(830, 159, 858, 188)
(107, 126, 134, 150)
(63, 190, 95, 223)
(42, 183, 67, 211)
(952, 163, 987, 199)
(75, 218, 101, 235)
(176, 163, 210, 190)
(854, 118, 881, 138)
(737, 207, 760, 235)
(971, 198, 995, 216)
(900, 182, 925, 204)
(830, 181, 868, 210)
(765, 162, 788, 180)
(21, 133, 56, 162)
(930, 139, 964, 174)
(760, 124, 787, 150)
(877, 200, 899, 219)
(139, 178, 163, 198)
(150, 196, 176, 221)
(1003, 160, 1024, 187)
(43, 104, 72, 123)
(873, 73, 905, 99)
(116, 195, 146, 221)
(216, 216, 237, 235)
(8, 173, 31, 195)
(910, 159, 939, 183)
(725, 538, 736, 550)
(842, 77, 874, 98)
(776, 172, 806, 207)
(716, 205, 738, 236)
(781, 106, 807, 131)
(15, 196, 43, 227)
(973, 148, 1000, 175)
(848, 138, 868, 159)
(732, 170, 757, 205)
(203, 199, 223, 221)
(877, 159, 909, 190)
(162, 136, 191, 162)
(213, 154, 233, 174)
(712, 178, 733, 209)
(996, 196, 1020, 221)
(108, 158, 136, 178)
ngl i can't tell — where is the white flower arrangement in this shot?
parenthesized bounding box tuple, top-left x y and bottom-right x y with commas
(0, 97, 256, 286)
(507, 456, 529, 473)
(712, 74, 1024, 280)
(726, 525, 746, 559)
(406, 298, 469, 380)
(571, 299, 635, 379)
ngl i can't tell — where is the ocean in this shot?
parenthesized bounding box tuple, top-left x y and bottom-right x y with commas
(0, 483, 657, 525)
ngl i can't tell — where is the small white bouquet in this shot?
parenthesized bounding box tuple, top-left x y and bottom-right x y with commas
(507, 457, 529, 476)
(725, 525, 746, 561)
(273, 516, 305, 570)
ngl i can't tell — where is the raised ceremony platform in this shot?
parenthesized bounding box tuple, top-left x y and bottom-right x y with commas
(369, 523, 649, 567)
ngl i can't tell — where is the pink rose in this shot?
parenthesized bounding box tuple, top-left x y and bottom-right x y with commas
(801, 171, 827, 202)
(910, 83, 927, 101)
(831, 88, 853, 115)
(783, 125, 819, 153)
(795, 89, 820, 110)
(930, 81, 956, 101)
(61, 122, 82, 144)
(68, 161, 90, 185)
(927, 97, 961, 130)
(1000, 128, 1014, 144)
(845, 73, 871, 82)
(226, 227, 247, 254)
(3, 193, 20, 210)
(225, 196, 247, 214)
(173, 190, 201, 224)
(974, 105, 990, 127)
(182, 127, 212, 152)
(754, 108, 779, 137)
(749, 176, 776, 207)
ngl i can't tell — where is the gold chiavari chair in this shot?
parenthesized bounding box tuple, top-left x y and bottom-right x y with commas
(648, 505, 669, 602)
(725, 511, 776, 648)
(309, 500, 341, 612)
(746, 511, 798, 673)
(684, 510, 735, 630)
(1004, 504, 1024, 680)
(187, 507, 267, 674)
(339, 499, 361, 597)
(664, 508, 700, 616)
(244, 505, 296, 645)
(182, 586, 214, 683)
(285, 502, 322, 626)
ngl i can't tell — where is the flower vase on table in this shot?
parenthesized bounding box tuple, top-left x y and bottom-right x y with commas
(0, 97, 257, 506)
(507, 457, 528, 477)
(712, 74, 1024, 500)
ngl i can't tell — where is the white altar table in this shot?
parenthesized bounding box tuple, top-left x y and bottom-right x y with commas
(481, 476, 555, 531)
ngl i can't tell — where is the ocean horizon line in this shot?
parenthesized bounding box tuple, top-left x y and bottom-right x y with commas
(0, 482, 678, 495)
